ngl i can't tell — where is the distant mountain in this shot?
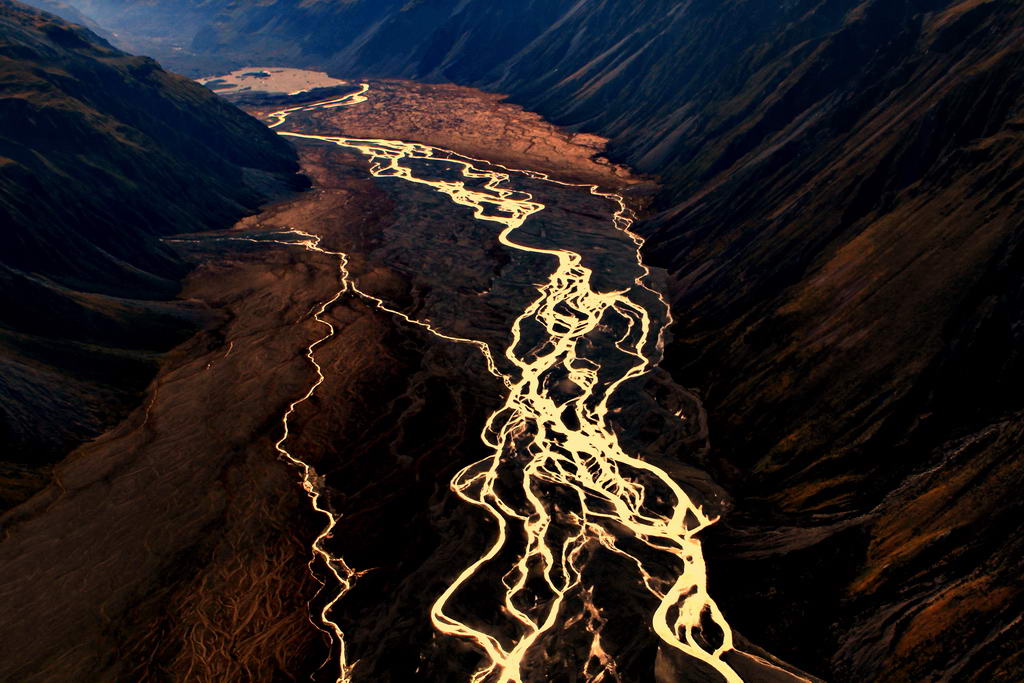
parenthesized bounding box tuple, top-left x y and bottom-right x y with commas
(16, 0, 110, 38)
(39, 0, 1024, 679)
(0, 0, 304, 506)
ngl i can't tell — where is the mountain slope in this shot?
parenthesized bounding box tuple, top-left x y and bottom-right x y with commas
(0, 0, 304, 505)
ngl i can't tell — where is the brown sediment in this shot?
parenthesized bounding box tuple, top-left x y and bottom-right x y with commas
(0, 143, 404, 681)
(249, 79, 646, 190)
(123, 495, 317, 682)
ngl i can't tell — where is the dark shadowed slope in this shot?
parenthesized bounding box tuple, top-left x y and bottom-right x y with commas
(0, 0, 304, 505)
(618, 3, 1024, 679)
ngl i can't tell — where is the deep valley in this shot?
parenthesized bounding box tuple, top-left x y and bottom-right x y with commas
(1, 1, 1022, 681)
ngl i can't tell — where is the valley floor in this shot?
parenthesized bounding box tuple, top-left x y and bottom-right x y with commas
(0, 80, 813, 682)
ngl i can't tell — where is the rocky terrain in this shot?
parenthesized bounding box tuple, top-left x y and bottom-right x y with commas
(0, 98, 804, 681)
(94, 1, 1021, 678)
(3, 0, 1022, 679)
(0, 0, 303, 508)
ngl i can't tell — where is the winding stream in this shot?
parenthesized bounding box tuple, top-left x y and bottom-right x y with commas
(263, 84, 743, 683)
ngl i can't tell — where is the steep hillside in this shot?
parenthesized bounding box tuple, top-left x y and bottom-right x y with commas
(0, 0, 304, 505)
(40, 0, 1024, 678)
(614, 4, 1024, 680)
